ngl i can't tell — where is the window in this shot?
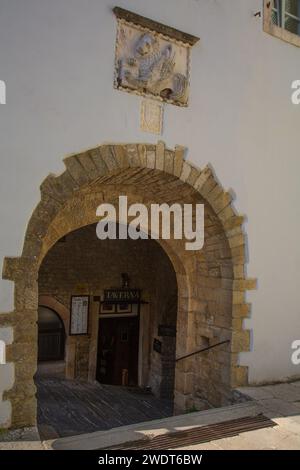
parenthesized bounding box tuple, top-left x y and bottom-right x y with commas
(272, 0, 300, 34)
(264, 0, 300, 46)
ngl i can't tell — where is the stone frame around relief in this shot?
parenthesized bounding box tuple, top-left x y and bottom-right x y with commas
(113, 9, 199, 107)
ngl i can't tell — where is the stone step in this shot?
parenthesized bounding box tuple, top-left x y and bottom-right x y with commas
(49, 401, 261, 450)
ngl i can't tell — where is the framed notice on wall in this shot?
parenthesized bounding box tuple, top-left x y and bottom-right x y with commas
(70, 295, 89, 335)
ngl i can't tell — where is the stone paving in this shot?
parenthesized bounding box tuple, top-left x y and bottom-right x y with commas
(0, 427, 45, 450)
(1, 380, 300, 450)
(178, 381, 300, 450)
(36, 377, 173, 439)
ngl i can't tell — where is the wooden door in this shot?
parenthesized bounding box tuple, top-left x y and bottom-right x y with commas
(96, 316, 139, 386)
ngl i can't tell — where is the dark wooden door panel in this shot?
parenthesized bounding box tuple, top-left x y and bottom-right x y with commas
(97, 317, 139, 386)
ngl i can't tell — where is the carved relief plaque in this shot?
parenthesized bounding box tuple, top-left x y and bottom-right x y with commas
(113, 8, 200, 107)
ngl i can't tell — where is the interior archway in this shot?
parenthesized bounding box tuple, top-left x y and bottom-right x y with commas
(1, 142, 256, 429)
(37, 306, 65, 363)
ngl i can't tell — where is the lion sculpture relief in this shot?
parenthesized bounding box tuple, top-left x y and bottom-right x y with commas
(118, 33, 188, 103)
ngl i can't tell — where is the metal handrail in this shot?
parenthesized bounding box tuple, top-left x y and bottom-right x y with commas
(176, 340, 230, 363)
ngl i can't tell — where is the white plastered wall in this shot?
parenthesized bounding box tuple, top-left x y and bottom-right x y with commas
(0, 1, 299, 428)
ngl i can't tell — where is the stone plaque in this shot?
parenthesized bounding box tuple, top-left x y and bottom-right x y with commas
(140, 99, 163, 135)
(113, 9, 199, 107)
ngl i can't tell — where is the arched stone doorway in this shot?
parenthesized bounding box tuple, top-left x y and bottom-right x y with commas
(0, 142, 256, 429)
(37, 306, 65, 363)
(37, 223, 178, 400)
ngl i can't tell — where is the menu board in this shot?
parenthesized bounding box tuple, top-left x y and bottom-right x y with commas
(70, 296, 89, 335)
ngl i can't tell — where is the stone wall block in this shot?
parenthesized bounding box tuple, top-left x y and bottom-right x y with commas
(233, 279, 257, 291)
(2, 257, 38, 282)
(231, 366, 249, 387)
(232, 304, 251, 318)
(231, 330, 251, 352)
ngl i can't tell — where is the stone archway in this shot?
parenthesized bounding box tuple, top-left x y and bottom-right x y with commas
(0, 141, 256, 429)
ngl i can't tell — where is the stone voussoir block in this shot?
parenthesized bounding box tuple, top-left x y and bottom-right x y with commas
(193, 166, 213, 192)
(76, 151, 100, 180)
(137, 144, 148, 168)
(173, 145, 185, 177)
(99, 146, 119, 172)
(212, 192, 233, 215)
(230, 245, 246, 264)
(219, 211, 237, 230)
(186, 166, 200, 186)
(24, 201, 60, 242)
(200, 176, 218, 198)
(53, 170, 81, 199)
(155, 141, 165, 171)
(180, 161, 192, 182)
(223, 215, 245, 232)
(205, 184, 224, 204)
(228, 234, 245, 249)
(40, 174, 74, 204)
(126, 144, 142, 167)
(163, 150, 175, 174)
(146, 149, 156, 169)
(63, 155, 90, 186)
(89, 147, 109, 174)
